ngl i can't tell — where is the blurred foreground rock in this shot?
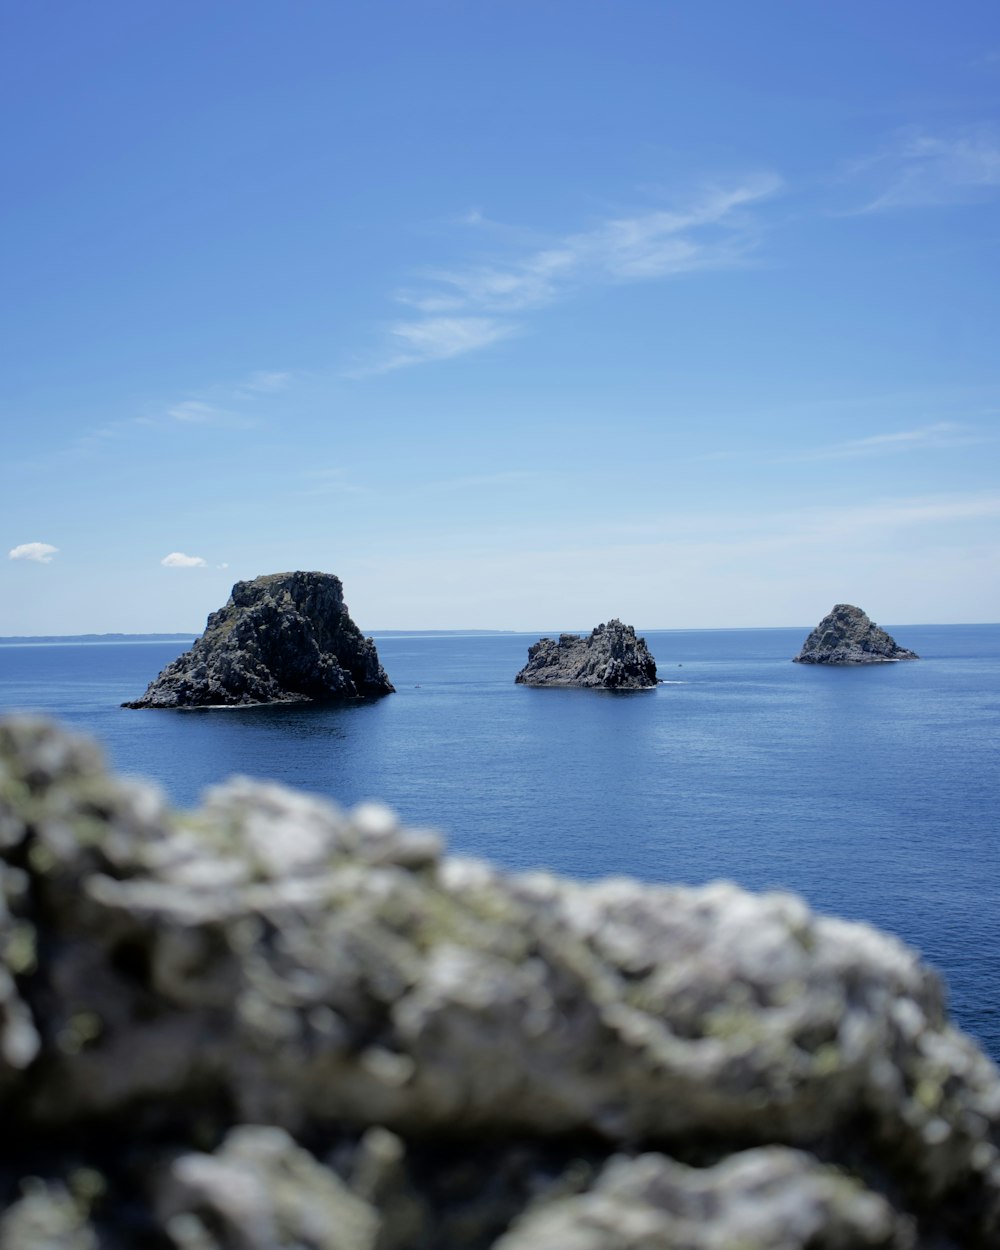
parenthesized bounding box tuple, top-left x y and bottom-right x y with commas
(1, 717, 998, 1248)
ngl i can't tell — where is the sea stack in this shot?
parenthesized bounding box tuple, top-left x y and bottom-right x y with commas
(123, 571, 394, 708)
(516, 619, 658, 689)
(793, 604, 919, 665)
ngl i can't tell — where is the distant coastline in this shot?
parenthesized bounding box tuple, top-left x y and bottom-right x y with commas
(0, 630, 520, 647)
(0, 633, 199, 646)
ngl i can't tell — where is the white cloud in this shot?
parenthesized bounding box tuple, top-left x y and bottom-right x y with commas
(161, 552, 208, 568)
(365, 175, 782, 372)
(8, 542, 58, 564)
(850, 129, 1000, 213)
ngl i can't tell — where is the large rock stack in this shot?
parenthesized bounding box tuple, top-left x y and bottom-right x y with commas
(123, 571, 394, 708)
(794, 604, 919, 665)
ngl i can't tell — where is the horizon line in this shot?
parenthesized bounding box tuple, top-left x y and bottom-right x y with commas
(1, 620, 997, 645)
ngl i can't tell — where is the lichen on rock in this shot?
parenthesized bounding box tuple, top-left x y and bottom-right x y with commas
(122, 571, 394, 708)
(515, 620, 658, 689)
(1, 715, 999, 1248)
(794, 604, 919, 665)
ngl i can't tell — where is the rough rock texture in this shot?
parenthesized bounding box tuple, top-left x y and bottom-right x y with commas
(515, 619, 658, 689)
(123, 571, 394, 708)
(794, 604, 920, 666)
(3, 717, 1000, 1248)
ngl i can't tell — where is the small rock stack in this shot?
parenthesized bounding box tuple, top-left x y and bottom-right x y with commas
(515, 619, 658, 688)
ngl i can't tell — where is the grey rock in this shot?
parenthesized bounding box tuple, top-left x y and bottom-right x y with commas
(2, 716, 999, 1248)
(159, 1126, 379, 1250)
(0, 1181, 98, 1250)
(123, 571, 394, 708)
(496, 1148, 914, 1249)
(794, 604, 919, 665)
(515, 620, 658, 689)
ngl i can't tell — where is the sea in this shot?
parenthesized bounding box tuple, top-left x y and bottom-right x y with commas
(2, 623, 998, 1062)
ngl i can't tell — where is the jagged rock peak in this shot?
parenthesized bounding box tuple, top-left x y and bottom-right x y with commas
(1, 715, 999, 1246)
(793, 603, 919, 666)
(515, 618, 658, 688)
(123, 571, 394, 708)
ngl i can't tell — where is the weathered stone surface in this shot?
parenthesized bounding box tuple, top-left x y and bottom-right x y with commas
(495, 1149, 912, 1249)
(123, 571, 393, 708)
(794, 604, 919, 666)
(2, 716, 999, 1248)
(515, 620, 658, 689)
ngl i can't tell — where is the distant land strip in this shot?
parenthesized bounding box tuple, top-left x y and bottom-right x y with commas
(0, 630, 525, 646)
(0, 634, 199, 645)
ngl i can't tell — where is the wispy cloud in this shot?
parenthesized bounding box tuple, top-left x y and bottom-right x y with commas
(360, 175, 782, 372)
(160, 552, 207, 568)
(780, 421, 990, 462)
(163, 369, 292, 427)
(378, 316, 516, 372)
(300, 466, 377, 499)
(153, 369, 293, 429)
(63, 369, 293, 460)
(653, 493, 1000, 546)
(351, 491, 1000, 628)
(430, 490, 1000, 563)
(166, 400, 231, 424)
(9, 542, 58, 564)
(235, 371, 292, 397)
(431, 469, 545, 492)
(847, 128, 1000, 213)
(787, 493, 1000, 536)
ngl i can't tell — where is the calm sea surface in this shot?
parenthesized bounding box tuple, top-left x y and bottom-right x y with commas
(2, 624, 998, 1060)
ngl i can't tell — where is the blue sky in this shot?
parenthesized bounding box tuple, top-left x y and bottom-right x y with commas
(3, 1, 999, 632)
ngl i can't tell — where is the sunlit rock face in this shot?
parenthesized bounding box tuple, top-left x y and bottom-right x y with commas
(123, 571, 394, 708)
(2, 716, 999, 1249)
(793, 604, 920, 665)
(515, 619, 658, 689)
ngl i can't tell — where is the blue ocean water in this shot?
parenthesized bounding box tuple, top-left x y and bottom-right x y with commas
(2, 624, 998, 1061)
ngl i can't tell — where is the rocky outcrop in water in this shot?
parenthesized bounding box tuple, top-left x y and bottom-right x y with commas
(123, 571, 394, 708)
(2, 715, 998, 1248)
(794, 604, 920, 665)
(515, 619, 658, 688)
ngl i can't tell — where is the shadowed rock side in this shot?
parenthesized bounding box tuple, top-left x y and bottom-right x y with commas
(794, 604, 920, 665)
(2, 718, 1000, 1248)
(515, 619, 658, 689)
(123, 571, 394, 708)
